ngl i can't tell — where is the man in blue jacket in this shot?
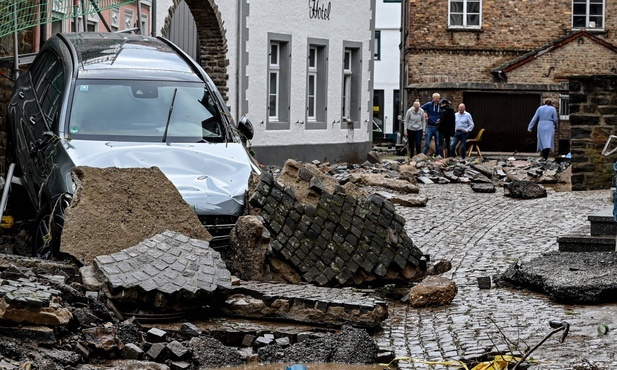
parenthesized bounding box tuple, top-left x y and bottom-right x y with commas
(421, 93, 442, 156)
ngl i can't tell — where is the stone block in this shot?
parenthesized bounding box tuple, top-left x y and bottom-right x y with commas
(147, 342, 169, 362)
(122, 343, 144, 360)
(167, 340, 189, 359)
(147, 328, 167, 342)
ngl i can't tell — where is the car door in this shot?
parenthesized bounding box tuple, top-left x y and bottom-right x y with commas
(18, 50, 65, 208)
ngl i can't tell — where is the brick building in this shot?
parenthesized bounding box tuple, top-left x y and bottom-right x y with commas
(404, 0, 617, 154)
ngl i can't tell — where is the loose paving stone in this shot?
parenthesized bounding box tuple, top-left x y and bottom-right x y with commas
(375, 183, 617, 370)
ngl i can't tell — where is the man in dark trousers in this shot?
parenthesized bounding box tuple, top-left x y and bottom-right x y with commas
(421, 92, 442, 156)
(438, 99, 455, 158)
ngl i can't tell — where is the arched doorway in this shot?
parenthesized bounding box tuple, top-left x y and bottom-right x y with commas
(162, 0, 228, 100)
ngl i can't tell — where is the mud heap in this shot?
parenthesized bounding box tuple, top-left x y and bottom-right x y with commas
(247, 160, 425, 286)
(61, 166, 212, 265)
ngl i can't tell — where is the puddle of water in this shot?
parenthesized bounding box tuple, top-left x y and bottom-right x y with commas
(222, 364, 385, 370)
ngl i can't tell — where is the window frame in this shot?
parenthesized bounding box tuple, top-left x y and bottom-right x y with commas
(448, 0, 482, 29)
(306, 39, 329, 129)
(374, 30, 381, 61)
(559, 94, 570, 121)
(572, 0, 605, 30)
(266, 33, 291, 130)
(341, 42, 362, 129)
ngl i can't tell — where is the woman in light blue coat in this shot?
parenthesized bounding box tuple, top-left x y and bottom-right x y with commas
(528, 99, 559, 160)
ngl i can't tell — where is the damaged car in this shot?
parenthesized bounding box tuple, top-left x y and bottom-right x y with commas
(5, 32, 258, 258)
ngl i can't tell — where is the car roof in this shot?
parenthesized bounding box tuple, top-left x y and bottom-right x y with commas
(59, 32, 204, 81)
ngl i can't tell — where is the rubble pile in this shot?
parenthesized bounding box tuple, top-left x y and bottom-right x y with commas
(249, 160, 426, 287)
(0, 260, 381, 369)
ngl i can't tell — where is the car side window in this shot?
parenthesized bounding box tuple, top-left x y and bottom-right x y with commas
(30, 51, 65, 131)
(39, 62, 65, 130)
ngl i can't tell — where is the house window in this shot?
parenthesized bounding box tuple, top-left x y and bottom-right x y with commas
(111, 8, 120, 30)
(573, 0, 604, 29)
(374, 30, 381, 60)
(559, 94, 570, 120)
(449, 0, 481, 28)
(269, 42, 280, 121)
(124, 9, 134, 30)
(306, 40, 328, 129)
(341, 43, 361, 128)
(141, 14, 149, 35)
(267, 34, 291, 129)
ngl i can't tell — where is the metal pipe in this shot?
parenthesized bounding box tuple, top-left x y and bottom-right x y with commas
(81, 0, 87, 31)
(151, 0, 157, 36)
(0, 163, 16, 223)
(136, 0, 142, 34)
(13, 1, 19, 79)
(398, 0, 408, 140)
(90, 0, 111, 32)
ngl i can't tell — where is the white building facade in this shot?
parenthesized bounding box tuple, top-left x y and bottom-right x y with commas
(373, 0, 401, 140)
(155, 0, 376, 166)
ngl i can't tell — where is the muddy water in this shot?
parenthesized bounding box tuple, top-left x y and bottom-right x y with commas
(222, 364, 385, 370)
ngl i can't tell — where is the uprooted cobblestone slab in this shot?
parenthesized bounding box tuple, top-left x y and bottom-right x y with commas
(249, 160, 425, 286)
(92, 230, 231, 312)
(221, 281, 388, 328)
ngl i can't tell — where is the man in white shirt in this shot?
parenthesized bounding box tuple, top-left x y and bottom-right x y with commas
(450, 103, 475, 159)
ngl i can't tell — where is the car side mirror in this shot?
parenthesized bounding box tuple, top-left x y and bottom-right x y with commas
(238, 116, 254, 140)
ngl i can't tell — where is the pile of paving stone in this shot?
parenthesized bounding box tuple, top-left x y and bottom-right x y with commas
(249, 160, 425, 287)
(0, 258, 381, 369)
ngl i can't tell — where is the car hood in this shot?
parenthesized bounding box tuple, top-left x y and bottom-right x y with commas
(63, 140, 254, 216)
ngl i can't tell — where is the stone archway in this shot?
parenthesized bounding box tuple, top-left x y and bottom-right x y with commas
(162, 0, 229, 100)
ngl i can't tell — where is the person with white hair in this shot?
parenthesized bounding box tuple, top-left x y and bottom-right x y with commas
(403, 100, 426, 157)
(528, 99, 559, 160)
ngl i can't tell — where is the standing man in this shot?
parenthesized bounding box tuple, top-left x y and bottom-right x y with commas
(450, 103, 475, 159)
(421, 93, 441, 156)
(403, 100, 426, 157)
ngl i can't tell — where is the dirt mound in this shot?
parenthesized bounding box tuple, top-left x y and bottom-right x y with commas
(61, 166, 212, 266)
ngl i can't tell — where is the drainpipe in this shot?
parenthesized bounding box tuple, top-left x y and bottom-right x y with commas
(235, 0, 243, 121)
(151, 0, 156, 36)
(398, 0, 408, 144)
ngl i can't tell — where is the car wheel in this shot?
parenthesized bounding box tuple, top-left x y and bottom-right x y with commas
(32, 197, 69, 259)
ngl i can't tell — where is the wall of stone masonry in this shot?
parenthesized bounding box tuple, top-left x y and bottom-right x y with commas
(405, 0, 617, 84)
(569, 75, 617, 190)
(162, 0, 229, 101)
(406, 0, 617, 51)
(0, 31, 33, 173)
(249, 171, 424, 287)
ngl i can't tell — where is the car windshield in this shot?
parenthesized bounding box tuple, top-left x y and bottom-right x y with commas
(68, 80, 227, 143)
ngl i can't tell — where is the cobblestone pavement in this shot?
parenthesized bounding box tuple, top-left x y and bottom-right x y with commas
(375, 184, 617, 370)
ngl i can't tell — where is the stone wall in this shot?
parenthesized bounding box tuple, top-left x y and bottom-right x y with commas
(405, 0, 617, 85)
(162, 0, 229, 101)
(406, 0, 617, 50)
(569, 75, 617, 190)
(0, 31, 33, 172)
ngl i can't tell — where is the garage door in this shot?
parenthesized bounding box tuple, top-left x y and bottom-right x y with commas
(463, 92, 542, 153)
